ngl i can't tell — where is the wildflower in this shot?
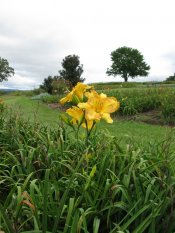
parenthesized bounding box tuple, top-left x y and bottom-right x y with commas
(78, 90, 120, 123)
(60, 82, 93, 105)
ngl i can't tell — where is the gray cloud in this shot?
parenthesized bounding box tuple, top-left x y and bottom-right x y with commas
(164, 52, 175, 66)
(0, 0, 175, 89)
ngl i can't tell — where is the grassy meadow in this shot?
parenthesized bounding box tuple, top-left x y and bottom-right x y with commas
(0, 83, 175, 232)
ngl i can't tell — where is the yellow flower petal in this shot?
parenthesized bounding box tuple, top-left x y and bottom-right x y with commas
(60, 92, 73, 104)
(74, 82, 93, 101)
(60, 82, 93, 105)
(101, 113, 113, 123)
(66, 107, 84, 125)
(100, 93, 107, 98)
(101, 98, 120, 113)
(78, 102, 90, 109)
(85, 108, 101, 121)
(85, 90, 98, 98)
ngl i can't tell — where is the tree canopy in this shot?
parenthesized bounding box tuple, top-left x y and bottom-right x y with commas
(59, 55, 84, 87)
(106, 46, 150, 82)
(40, 76, 59, 94)
(0, 57, 14, 82)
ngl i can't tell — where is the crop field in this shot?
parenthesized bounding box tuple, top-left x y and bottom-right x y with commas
(0, 83, 175, 232)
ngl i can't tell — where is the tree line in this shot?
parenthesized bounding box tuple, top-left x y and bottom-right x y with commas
(1, 46, 175, 91)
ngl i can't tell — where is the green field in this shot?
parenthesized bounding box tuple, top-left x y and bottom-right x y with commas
(2, 95, 175, 147)
(3, 95, 60, 125)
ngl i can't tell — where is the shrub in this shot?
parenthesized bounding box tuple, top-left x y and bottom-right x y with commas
(31, 93, 60, 103)
(41, 94, 60, 103)
(31, 92, 51, 100)
(52, 79, 69, 95)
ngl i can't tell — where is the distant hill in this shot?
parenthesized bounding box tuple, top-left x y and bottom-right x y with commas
(0, 88, 19, 93)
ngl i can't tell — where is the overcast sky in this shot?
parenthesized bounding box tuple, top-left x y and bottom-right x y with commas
(0, 0, 175, 89)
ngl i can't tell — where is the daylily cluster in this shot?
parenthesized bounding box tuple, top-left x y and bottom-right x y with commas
(60, 82, 120, 133)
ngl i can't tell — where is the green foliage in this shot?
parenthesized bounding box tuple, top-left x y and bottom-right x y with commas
(0, 99, 5, 114)
(162, 102, 175, 123)
(108, 88, 159, 115)
(52, 79, 69, 95)
(40, 76, 60, 94)
(92, 82, 138, 91)
(0, 90, 7, 95)
(0, 57, 15, 82)
(0, 109, 175, 232)
(59, 55, 85, 87)
(107, 47, 150, 82)
(31, 92, 51, 100)
(41, 94, 60, 104)
(166, 72, 175, 81)
(161, 92, 175, 124)
(32, 88, 45, 95)
(10, 88, 44, 97)
(104, 88, 175, 122)
(31, 93, 60, 103)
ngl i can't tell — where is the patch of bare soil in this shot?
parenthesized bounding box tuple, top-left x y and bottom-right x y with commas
(48, 103, 68, 111)
(116, 110, 175, 127)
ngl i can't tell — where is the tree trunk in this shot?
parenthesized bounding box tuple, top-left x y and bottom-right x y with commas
(123, 74, 128, 82)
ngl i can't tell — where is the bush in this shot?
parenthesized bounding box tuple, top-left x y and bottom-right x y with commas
(31, 92, 51, 100)
(52, 79, 69, 95)
(31, 92, 60, 103)
(41, 94, 60, 103)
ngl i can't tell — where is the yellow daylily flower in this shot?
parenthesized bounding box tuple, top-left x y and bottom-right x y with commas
(66, 106, 84, 125)
(66, 106, 94, 130)
(60, 82, 93, 105)
(78, 90, 120, 123)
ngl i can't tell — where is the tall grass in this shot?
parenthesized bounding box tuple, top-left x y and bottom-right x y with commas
(0, 107, 175, 232)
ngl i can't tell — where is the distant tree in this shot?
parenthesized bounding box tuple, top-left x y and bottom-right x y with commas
(106, 47, 150, 82)
(166, 73, 175, 81)
(0, 57, 14, 82)
(59, 55, 85, 87)
(40, 76, 59, 94)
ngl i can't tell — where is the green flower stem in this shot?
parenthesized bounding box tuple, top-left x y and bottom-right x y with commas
(85, 120, 96, 146)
